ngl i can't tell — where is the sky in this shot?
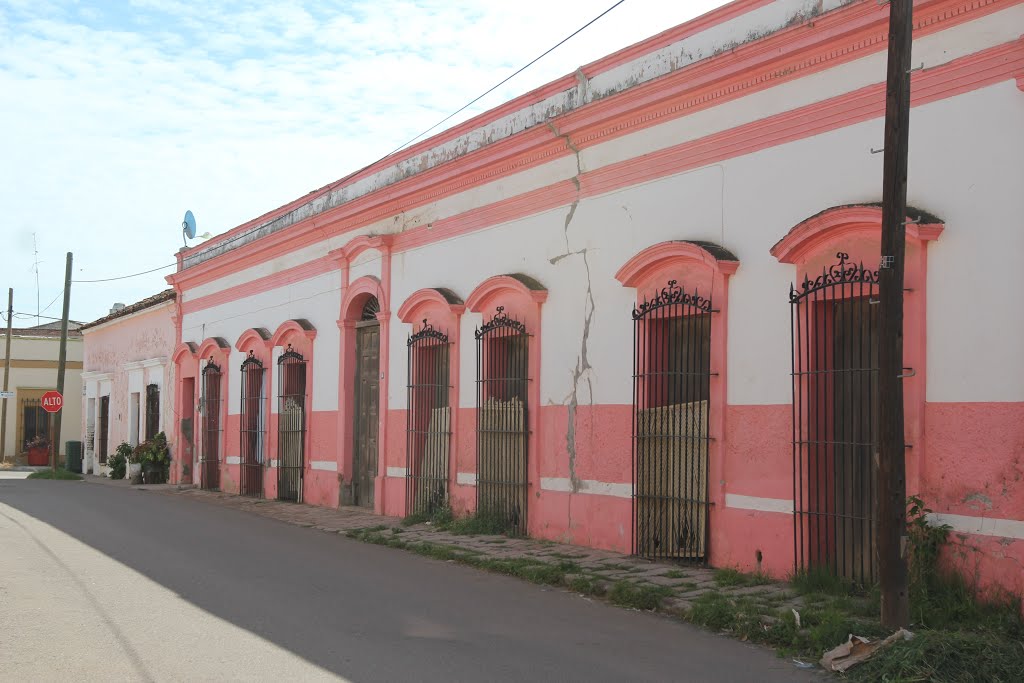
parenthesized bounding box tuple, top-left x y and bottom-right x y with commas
(0, 0, 730, 325)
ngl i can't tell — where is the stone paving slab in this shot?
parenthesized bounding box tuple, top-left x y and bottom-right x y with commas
(165, 489, 802, 613)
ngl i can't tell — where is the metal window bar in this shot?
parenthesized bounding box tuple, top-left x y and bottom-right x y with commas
(631, 279, 712, 561)
(277, 345, 306, 502)
(145, 383, 160, 442)
(475, 306, 529, 536)
(406, 320, 452, 516)
(22, 399, 51, 449)
(201, 360, 222, 490)
(240, 351, 265, 498)
(98, 395, 109, 464)
(790, 252, 879, 585)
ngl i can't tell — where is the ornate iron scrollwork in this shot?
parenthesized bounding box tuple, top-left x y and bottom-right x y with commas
(632, 280, 712, 320)
(278, 343, 304, 364)
(409, 319, 449, 346)
(789, 252, 879, 302)
(475, 306, 527, 339)
(240, 348, 264, 370)
(202, 355, 221, 375)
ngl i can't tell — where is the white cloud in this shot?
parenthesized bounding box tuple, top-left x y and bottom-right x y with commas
(0, 0, 729, 322)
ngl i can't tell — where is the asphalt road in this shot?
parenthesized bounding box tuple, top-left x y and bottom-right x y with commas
(0, 477, 818, 682)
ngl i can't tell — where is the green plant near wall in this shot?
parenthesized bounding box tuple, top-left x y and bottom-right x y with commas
(109, 442, 132, 480)
(135, 432, 170, 482)
(906, 495, 950, 599)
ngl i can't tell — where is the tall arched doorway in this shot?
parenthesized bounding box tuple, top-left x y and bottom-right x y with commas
(352, 296, 380, 508)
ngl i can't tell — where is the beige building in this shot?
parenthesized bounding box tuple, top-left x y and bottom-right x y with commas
(0, 324, 84, 462)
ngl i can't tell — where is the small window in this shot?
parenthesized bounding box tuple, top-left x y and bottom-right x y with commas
(361, 296, 380, 322)
(98, 396, 110, 464)
(145, 384, 160, 441)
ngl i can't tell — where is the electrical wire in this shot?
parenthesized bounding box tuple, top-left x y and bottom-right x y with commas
(381, 0, 628, 158)
(69, 1, 628, 286)
(73, 262, 177, 284)
(39, 290, 63, 315)
(9, 311, 65, 323)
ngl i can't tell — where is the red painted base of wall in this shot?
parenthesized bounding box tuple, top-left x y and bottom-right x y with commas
(174, 399, 1024, 598)
(531, 489, 631, 553)
(712, 507, 794, 578)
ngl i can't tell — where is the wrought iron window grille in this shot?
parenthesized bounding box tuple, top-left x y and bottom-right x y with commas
(631, 279, 712, 562)
(277, 344, 306, 502)
(475, 306, 530, 535)
(200, 363, 222, 490)
(239, 350, 265, 498)
(790, 251, 880, 585)
(406, 319, 452, 517)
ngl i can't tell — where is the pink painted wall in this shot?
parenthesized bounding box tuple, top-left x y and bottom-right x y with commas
(81, 301, 176, 471)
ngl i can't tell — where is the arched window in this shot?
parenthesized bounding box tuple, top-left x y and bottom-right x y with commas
(277, 345, 307, 502)
(361, 296, 380, 321)
(617, 241, 738, 562)
(398, 287, 464, 518)
(201, 358, 222, 490)
(773, 204, 943, 584)
(239, 350, 265, 498)
(475, 306, 530, 535)
(466, 274, 546, 536)
(407, 320, 451, 515)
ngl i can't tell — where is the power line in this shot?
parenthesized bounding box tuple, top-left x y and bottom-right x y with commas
(73, 262, 176, 284)
(69, 1, 627, 286)
(39, 290, 63, 316)
(9, 311, 65, 323)
(381, 0, 628, 159)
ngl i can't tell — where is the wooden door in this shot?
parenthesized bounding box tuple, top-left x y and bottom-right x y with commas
(353, 323, 380, 508)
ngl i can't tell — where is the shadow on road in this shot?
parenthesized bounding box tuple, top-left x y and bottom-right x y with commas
(0, 479, 813, 682)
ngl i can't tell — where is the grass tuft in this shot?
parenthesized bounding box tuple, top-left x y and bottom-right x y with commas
(714, 567, 773, 588)
(568, 575, 605, 596)
(688, 592, 736, 631)
(789, 566, 855, 596)
(608, 581, 671, 611)
(446, 512, 509, 536)
(27, 468, 82, 480)
(846, 629, 1024, 683)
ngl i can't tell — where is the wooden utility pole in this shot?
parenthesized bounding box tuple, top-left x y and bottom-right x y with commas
(51, 253, 73, 473)
(877, 0, 913, 629)
(1, 288, 12, 462)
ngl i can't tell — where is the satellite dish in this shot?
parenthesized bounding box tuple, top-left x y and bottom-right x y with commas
(182, 210, 197, 242)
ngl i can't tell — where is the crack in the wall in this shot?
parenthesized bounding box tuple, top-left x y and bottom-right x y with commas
(547, 119, 593, 496)
(564, 250, 596, 493)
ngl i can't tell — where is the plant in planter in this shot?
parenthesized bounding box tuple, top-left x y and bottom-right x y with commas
(138, 432, 170, 484)
(126, 442, 145, 483)
(24, 434, 52, 466)
(109, 443, 131, 480)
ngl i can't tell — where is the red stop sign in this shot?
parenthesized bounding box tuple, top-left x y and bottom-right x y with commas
(41, 390, 63, 413)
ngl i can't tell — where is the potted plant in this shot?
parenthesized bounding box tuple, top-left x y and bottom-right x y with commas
(123, 442, 142, 483)
(25, 434, 51, 466)
(140, 432, 170, 484)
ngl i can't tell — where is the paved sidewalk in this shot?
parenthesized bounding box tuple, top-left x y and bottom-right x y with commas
(167, 488, 804, 619)
(82, 473, 194, 493)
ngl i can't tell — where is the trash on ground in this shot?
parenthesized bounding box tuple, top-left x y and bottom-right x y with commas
(820, 629, 914, 672)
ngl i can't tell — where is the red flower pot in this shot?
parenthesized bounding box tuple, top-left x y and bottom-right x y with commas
(27, 446, 49, 466)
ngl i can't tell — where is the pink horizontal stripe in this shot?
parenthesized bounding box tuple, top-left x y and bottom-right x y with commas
(182, 256, 337, 314)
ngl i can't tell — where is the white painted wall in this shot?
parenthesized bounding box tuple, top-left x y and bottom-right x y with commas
(182, 270, 342, 412)
(179, 10, 1024, 413)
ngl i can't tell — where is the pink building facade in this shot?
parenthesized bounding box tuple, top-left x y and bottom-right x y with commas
(81, 291, 177, 475)
(168, 0, 1024, 595)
